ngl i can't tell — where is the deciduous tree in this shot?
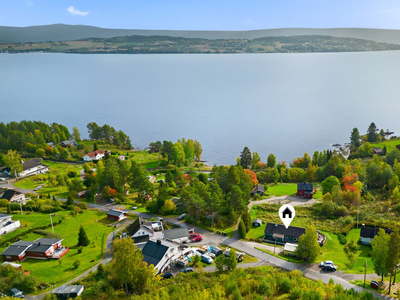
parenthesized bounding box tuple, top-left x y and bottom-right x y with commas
(295, 225, 319, 262)
(3, 150, 23, 178)
(321, 176, 340, 194)
(371, 228, 390, 281)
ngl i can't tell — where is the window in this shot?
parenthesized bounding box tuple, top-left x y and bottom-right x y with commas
(6, 256, 11, 259)
(293, 237, 298, 242)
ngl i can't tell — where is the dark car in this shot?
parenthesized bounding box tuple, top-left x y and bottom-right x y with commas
(161, 271, 174, 279)
(181, 267, 193, 273)
(323, 265, 337, 272)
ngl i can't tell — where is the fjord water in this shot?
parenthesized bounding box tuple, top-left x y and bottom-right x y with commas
(1, 52, 400, 165)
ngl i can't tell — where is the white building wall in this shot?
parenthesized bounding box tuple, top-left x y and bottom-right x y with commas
(0, 220, 20, 235)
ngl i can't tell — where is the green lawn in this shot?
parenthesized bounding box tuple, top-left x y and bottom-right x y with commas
(0, 210, 113, 285)
(371, 137, 400, 153)
(255, 247, 303, 264)
(267, 183, 297, 197)
(318, 229, 374, 274)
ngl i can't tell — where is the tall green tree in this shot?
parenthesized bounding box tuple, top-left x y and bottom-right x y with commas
(3, 150, 23, 178)
(242, 210, 252, 233)
(321, 176, 340, 194)
(161, 140, 174, 163)
(238, 219, 246, 239)
(240, 147, 251, 169)
(267, 153, 277, 168)
(172, 142, 186, 166)
(251, 152, 261, 169)
(193, 139, 203, 162)
(387, 230, 400, 292)
(72, 126, 81, 142)
(111, 238, 155, 294)
(350, 127, 361, 147)
(371, 228, 390, 281)
(295, 225, 320, 262)
(78, 226, 90, 246)
(367, 122, 378, 143)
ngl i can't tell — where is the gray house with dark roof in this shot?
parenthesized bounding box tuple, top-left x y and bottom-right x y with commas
(18, 158, 49, 178)
(251, 185, 265, 197)
(53, 285, 84, 299)
(0, 189, 26, 204)
(360, 224, 392, 245)
(141, 240, 179, 274)
(264, 223, 306, 244)
(163, 228, 189, 242)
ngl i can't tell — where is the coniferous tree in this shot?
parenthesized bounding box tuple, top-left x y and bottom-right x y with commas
(367, 122, 378, 143)
(238, 219, 247, 239)
(242, 210, 252, 233)
(350, 127, 361, 147)
(240, 147, 252, 169)
(78, 226, 90, 246)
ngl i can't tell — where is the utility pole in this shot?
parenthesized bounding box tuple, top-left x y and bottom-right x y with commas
(274, 238, 276, 254)
(364, 260, 367, 287)
(19, 201, 23, 215)
(357, 210, 359, 228)
(50, 214, 56, 233)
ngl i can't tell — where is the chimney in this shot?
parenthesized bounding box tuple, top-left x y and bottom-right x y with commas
(156, 240, 161, 245)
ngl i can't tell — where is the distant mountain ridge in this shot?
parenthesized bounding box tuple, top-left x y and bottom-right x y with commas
(1, 24, 400, 44)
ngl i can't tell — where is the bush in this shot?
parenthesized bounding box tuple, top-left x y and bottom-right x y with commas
(76, 202, 88, 210)
(77, 143, 85, 150)
(67, 171, 77, 178)
(73, 260, 81, 269)
(337, 234, 347, 245)
(78, 247, 83, 254)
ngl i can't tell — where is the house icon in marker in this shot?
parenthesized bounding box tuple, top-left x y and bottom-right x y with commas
(282, 207, 292, 219)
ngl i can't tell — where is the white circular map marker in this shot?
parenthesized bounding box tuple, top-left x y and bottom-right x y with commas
(279, 204, 295, 229)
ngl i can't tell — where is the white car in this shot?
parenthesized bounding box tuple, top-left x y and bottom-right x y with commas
(0, 178, 5, 181)
(132, 206, 138, 210)
(319, 261, 333, 268)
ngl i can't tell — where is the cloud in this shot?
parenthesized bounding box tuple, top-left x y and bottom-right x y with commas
(382, 8, 400, 13)
(67, 6, 89, 16)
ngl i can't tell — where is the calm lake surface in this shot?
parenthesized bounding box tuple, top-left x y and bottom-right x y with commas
(1, 52, 400, 165)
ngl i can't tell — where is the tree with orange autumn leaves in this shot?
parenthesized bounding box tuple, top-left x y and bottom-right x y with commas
(244, 169, 258, 186)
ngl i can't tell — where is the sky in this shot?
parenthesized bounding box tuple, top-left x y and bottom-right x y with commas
(2, 0, 400, 30)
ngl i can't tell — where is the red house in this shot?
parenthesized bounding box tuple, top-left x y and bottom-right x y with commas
(297, 182, 314, 199)
(1, 238, 69, 262)
(107, 208, 128, 221)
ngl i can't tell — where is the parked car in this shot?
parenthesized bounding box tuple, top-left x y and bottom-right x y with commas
(189, 232, 199, 239)
(322, 264, 337, 272)
(181, 267, 193, 273)
(10, 288, 24, 298)
(161, 271, 174, 279)
(109, 198, 115, 203)
(192, 236, 203, 242)
(201, 254, 213, 264)
(0, 178, 5, 181)
(319, 261, 333, 268)
(178, 213, 187, 220)
(131, 206, 138, 210)
(33, 185, 42, 191)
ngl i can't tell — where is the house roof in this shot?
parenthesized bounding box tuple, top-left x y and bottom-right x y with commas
(85, 150, 105, 159)
(1, 241, 32, 256)
(141, 240, 169, 268)
(284, 243, 298, 252)
(264, 223, 306, 238)
(107, 209, 127, 217)
(360, 226, 392, 239)
(1, 190, 23, 201)
(127, 218, 141, 236)
(53, 285, 84, 295)
(28, 238, 63, 253)
(297, 182, 313, 191)
(0, 213, 11, 220)
(252, 185, 264, 193)
(164, 228, 189, 240)
(22, 159, 44, 171)
(61, 139, 76, 145)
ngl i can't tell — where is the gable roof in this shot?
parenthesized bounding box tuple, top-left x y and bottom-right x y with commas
(85, 150, 105, 159)
(297, 182, 313, 191)
(141, 240, 169, 268)
(0, 213, 11, 220)
(107, 209, 127, 217)
(252, 185, 264, 193)
(1, 189, 23, 201)
(28, 238, 63, 253)
(264, 223, 306, 238)
(360, 226, 392, 239)
(22, 158, 43, 171)
(1, 241, 33, 256)
(53, 285, 84, 295)
(164, 228, 189, 240)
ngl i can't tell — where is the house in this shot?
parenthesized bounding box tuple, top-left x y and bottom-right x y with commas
(0, 213, 21, 236)
(264, 223, 306, 244)
(1, 238, 68, 262)
(283, 243, 298, 257)
(17, 159, 49, 178)
(60, 139, 76, 147)
(106, 208, 128, 221)
(163, 228, 189, 243)
(128, 218, 164, 243)
(252, 219, 262, 227)
(360, 224, 392, 245)
(297, 182, 313, 199)
(372, 148, 383, 155)
(47, 142, 55, 148)
(117, 155, 125, 160)
(141, 240, 180, 274)
(251, 184, 265, 197)
(0, 189, 26, 204)
(82, 150, 105, 162)
(52, 285, 85, 299)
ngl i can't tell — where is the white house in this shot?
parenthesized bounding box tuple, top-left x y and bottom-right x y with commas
(141, 240, 180, 274)
(0, 189, 26, 204)
(0, 213, 21, 236)
(18, 159, 49, 178)
(83, 150, 105, 162)
(128, 218, 164, 243)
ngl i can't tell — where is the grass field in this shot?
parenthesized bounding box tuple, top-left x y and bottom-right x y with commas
(267, 183, 297, 197)
(0, 210, 113, 285)
(371, 137, 400, 153)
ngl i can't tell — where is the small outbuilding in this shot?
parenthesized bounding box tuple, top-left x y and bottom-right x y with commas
(252, 219, 262, 227)
(283, 243, 298, 257)
(297, 182, 313, 199)
(251, 185, 265, 197)
(52, 285, 85, 299)
(106, 209, 128, 221)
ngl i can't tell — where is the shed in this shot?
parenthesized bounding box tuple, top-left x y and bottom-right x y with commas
(106, 209, 127, 221)
(252, 219, 262, 227)
(251, 184, 265, 197)
(211, 247, 223, 257)
(52, 285, 85, 299)
(283, 243, 298, 257)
